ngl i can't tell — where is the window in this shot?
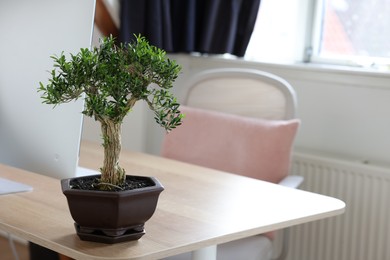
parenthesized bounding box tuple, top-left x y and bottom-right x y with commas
(245, 0, 390, 70)
(311, 0, 390, 68)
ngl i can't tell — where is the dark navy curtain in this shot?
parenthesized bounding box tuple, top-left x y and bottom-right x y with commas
(120, 0, 261, 57)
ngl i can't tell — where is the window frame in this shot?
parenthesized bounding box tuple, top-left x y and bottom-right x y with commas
(308, 0, 390, 69)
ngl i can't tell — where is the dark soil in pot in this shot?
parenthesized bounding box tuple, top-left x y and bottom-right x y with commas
(69, 175, 155, 191)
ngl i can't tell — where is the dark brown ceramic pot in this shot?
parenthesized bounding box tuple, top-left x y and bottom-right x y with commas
(61, 174, 164, 244)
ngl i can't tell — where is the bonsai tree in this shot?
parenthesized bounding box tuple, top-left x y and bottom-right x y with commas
(39, 35, 183, 190)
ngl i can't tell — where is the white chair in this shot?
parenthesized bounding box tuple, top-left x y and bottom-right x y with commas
(184, 68, 297, 120)
(161, 68, 303, 260)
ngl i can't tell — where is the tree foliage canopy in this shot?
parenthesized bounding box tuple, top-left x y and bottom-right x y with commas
(39, 35, 183, 131)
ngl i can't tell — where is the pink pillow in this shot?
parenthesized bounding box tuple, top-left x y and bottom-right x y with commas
(161, 106, 300, 184)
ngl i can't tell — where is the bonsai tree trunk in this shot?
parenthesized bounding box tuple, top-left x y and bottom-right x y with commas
(100, 119, 126, 188)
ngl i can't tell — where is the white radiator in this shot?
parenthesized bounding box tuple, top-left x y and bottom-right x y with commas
(287, 152, 390, 260)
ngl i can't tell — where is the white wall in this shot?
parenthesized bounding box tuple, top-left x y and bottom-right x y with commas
(82, 55, 390, 168)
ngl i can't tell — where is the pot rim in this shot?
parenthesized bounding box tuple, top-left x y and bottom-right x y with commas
(61, 174, 164, 197)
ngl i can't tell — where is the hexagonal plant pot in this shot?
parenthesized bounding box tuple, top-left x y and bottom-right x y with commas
(61, 174, 164, 244)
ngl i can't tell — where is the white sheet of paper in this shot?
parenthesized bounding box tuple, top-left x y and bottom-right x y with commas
(0, 177, 33, 195)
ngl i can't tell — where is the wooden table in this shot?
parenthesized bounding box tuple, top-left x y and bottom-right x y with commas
(0, 141, 345, 260)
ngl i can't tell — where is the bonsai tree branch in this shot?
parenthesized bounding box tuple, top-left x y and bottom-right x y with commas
(39, 35, 183, 190)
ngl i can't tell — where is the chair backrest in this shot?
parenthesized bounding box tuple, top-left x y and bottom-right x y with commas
(184, 68, 297, 120)
(161, 68, 299, 183)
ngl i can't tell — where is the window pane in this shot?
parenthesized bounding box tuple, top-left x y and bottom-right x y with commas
(320, 0, 390, 59)
(245, 0, 303, 63)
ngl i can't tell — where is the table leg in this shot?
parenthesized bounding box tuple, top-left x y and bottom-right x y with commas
(59, 254, 74, 260)
(191, 245, 217, 260)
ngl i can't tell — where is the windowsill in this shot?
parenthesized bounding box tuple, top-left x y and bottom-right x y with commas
(288, 61, 390, 76)
(170, 53, 390, 78)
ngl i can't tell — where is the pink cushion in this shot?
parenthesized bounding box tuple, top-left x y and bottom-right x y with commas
(161, 106, 300, 184)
